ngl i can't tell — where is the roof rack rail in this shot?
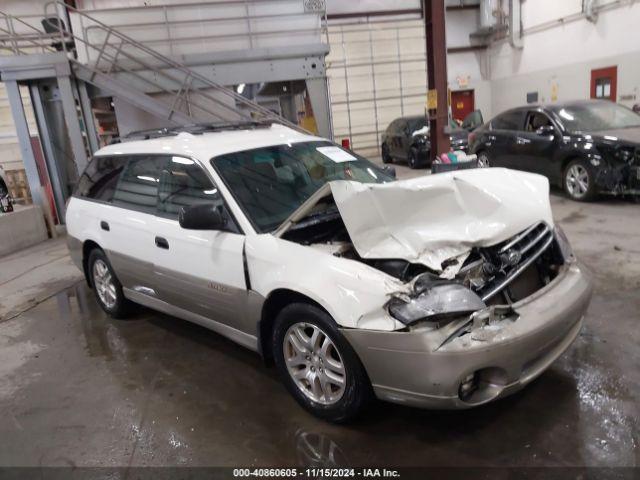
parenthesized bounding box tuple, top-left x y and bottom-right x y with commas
(112, 119, 281, 143)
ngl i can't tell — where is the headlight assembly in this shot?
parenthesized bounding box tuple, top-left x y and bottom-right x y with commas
(387, 278, 486, 326)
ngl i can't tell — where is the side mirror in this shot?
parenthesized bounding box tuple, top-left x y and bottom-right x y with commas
(536, 125, 556, 136)
(382, 165, 397, 179)
(179, 204, 226, 230)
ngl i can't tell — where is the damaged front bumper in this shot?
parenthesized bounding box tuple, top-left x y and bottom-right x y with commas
(341, 261, 593, 409)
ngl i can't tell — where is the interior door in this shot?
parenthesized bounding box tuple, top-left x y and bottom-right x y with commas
(591, 66, 617, 101)
(451, 89, 475, 124)
(151, 155, 247, 328)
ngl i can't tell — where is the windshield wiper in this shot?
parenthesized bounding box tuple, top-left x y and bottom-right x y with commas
(289, 207, 341, 231)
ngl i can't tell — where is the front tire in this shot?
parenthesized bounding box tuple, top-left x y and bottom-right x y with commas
(272, 303, 371, 423)
(564, 159, 596, 201)
(88, 249, 132, 318)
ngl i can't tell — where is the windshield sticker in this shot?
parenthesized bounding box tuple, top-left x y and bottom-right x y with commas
(316, 146, 357, 163)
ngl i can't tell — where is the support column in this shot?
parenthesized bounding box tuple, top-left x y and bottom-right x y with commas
(305, 77, 333, 140)
(4, 80, 46, 210)
(57, 74, 88, 174)
(29, 83, 68, 219)
(77, 80, 100, 154)
(424, 0, 450, 161)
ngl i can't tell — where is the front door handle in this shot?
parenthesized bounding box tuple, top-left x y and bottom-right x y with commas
(155, 236, 169, 250)
(516, 137, 531, 145)
(100, 221, 110, 231)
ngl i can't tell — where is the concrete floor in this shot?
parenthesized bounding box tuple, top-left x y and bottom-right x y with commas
(0, 164, 638, 467)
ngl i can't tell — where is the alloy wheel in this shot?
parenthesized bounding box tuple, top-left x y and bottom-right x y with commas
(566, 164, 590, 198)
(477, 152, 490, 168)
(283, 322, 346, 405)
(92, 259, 117, 309)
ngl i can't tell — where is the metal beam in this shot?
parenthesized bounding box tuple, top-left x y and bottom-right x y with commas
(77, 80, 100, 153)
(424, 0, 450, 161)
(305, 77, 333, 140)
(57, 74, 89, 175)
(29, 82, 67, 219)
(4, 80, 46, 210)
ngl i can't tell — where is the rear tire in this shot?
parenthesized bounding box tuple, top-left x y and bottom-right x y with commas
(563, 158, 596, 201)
(477, 150, 491, 168)
(272, 303, 371, 423)
(381, 143, 392, 164)
(88, 248, 132, 318)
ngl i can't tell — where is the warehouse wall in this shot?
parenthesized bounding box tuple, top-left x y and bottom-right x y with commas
(488, 0, 640, 114)
(326, 11, 492, 159)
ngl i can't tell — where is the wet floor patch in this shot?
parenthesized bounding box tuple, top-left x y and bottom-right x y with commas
(0, 279, 637, 467)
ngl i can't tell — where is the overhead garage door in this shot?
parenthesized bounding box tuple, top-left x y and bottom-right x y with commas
(326, 18, 427, 159)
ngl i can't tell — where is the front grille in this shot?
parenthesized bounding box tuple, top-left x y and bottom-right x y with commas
(477, 222, 556, 302)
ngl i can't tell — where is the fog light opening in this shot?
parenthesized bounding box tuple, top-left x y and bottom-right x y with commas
(458, 367, 508, 405)
(458, 372, 479, 401)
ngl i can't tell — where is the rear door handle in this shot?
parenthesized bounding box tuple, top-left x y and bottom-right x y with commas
(516, 137, 531, 145)
(155, 236, 169, 250)
(100, 221, 110, 231)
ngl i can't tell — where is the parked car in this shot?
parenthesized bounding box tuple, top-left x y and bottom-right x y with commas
(469, 99, 640, 201)
(381, 115, 471, 168)
(66, 121, 592, 422)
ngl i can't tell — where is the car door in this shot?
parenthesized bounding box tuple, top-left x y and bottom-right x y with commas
(485, 109, 525, 168)
(389, 119, 407, 160)
(151, 155, 249, 331)
(516, 110, 559, 177)
(107, 154, 165, 295)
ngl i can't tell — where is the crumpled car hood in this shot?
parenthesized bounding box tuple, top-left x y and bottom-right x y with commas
(276, 168, 554, 274)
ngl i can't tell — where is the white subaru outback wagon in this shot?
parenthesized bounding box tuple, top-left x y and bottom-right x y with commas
(66, 121, 592, 422)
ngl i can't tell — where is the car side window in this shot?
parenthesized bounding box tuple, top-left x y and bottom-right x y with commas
(112, 155, 165, 214)
(525, 111, 553, 132)
(75, 155, 128, 202)
(157, 156, 224, 218)
(491, 110, 524, 131)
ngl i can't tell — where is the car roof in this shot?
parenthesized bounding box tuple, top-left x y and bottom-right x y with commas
(95, 124, 322, 161)
(501, 99, 613, 114)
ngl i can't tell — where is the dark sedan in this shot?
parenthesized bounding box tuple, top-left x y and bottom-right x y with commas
(469, 100, 640, 201)
(381, 115, 469, 169)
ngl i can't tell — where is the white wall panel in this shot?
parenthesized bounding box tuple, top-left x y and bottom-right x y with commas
(488, 1, 640, 115)
(327, 16, 491, 159)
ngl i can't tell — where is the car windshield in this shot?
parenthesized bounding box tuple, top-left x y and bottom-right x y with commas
(211, 141, 393, 232)
(551, 102, 640, 132)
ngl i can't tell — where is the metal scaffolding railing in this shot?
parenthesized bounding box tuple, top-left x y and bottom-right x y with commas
(0, 1, 310, 132)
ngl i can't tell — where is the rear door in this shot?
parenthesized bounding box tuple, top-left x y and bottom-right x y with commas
(486, 109, 526, 168)
(389, 120, 407, 160)
(108, 154, 166, 294)
(151, 155, 248, 330)
(516, 110, 559, 177)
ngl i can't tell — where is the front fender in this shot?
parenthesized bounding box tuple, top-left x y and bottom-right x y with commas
(245, 234, 407, 331)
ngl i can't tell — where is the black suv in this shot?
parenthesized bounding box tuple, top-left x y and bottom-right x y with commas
(381, 115, 471, 169)
(469, 100, 640, 201)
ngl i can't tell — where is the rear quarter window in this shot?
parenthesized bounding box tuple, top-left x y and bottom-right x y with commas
(74, 156, 127, 202)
